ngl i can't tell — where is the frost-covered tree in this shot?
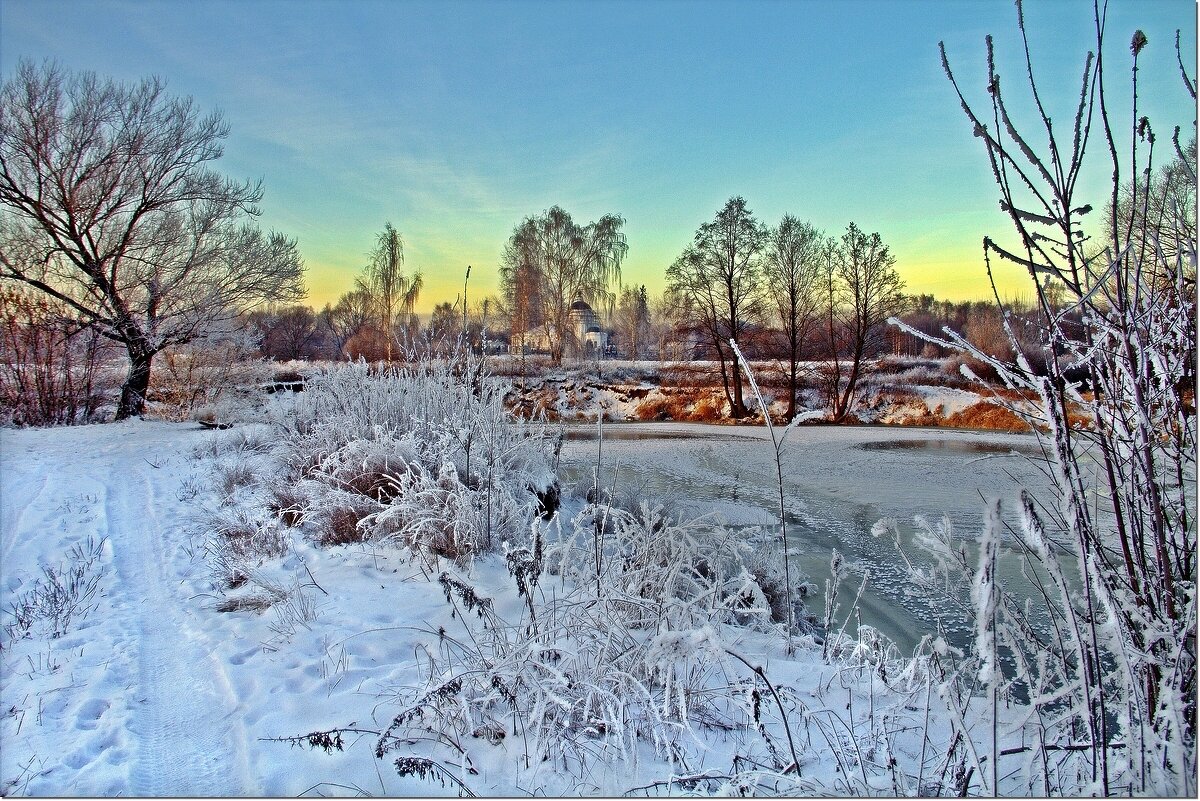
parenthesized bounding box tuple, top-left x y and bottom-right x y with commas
(0, 61, 305, 419)
(666, 196, 767, 418)
(894, 2, 1197, 793)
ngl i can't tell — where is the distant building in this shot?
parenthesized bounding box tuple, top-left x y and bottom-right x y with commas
(569, 298, 609, 353)
(510, 297, 612, 357)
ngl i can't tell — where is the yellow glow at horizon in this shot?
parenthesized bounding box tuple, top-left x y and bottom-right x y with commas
(899, 254, 1034, 305)
(304, 249, 1030, 315)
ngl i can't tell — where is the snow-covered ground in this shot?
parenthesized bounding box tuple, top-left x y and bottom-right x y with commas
(1, 421, 251, 794)
(0, 413, 1169, 796)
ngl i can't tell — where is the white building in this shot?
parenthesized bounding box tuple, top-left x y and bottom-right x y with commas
(569, 298, 608, 353)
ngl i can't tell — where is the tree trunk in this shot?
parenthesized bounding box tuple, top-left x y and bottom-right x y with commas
(116, 343, 155, 420)
(729, 356, 748, 418)
(834, 339, 865, 423)
(712, 340, 738, 417)
(787, 327, 799, 423)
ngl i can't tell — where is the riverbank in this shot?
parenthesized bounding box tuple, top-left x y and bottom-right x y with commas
(501, 356, 1038, 431)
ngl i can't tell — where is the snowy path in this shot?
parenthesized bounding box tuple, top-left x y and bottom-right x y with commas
(1, 421, 254, 795)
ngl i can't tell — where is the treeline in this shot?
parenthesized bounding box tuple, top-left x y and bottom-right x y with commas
(0, 200, 1085, 426)
(228, 196, 1057, 426)
(3, 60, 1191, 426)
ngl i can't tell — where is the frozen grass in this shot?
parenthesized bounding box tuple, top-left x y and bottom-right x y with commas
(190, 355, 864, 795)
(194, 356, 561, 590)
(2, 537, 106, 643)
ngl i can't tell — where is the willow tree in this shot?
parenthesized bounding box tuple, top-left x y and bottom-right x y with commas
(0, 61, 304, 419)
(356, 222, 422, 361)
(499, 206, 626, 363)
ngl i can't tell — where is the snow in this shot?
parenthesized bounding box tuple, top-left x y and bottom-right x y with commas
(0, 415, 1179, 796)
(1, 421, 517, 794)
(1, 421, 249, 794)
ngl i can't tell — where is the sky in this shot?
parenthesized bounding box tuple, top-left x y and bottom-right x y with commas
(1, 0, 1195, 313)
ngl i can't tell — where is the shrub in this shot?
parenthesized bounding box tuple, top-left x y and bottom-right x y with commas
(150, 332, 269, 422)
(196, 355, 560, 577)
(287, 503, 813, 795)
(0, 288, 118, 426)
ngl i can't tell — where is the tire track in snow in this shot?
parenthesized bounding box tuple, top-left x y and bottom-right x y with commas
(100, 435, 254, 795)
(0, 471, 48, 570)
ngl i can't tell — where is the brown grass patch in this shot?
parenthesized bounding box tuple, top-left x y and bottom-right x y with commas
(1064, 406, 1094, 430)
(634, 396, 671, 420)
(688, 394, 726, 422)
(944, 402, 1033, 432)
(314, 506, 368, 547)
(268, 484, 307, 527)
(341, 460, 409, 502)
(633, 390, 729, 422)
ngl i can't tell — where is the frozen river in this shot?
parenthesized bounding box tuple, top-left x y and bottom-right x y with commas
(559, 421, 1057, 653)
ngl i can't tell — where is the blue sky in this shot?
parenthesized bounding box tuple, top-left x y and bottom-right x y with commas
(2, 0, 1195, 311)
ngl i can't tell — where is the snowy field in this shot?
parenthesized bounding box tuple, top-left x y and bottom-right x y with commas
(0, 385, 1186, 796)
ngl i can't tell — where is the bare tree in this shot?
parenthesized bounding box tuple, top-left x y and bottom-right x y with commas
(822, 223, 904, 422)
(764, 215, 825, 421)
(251, 304, 328, 361)
(666, 196, 766, 418)
(322, 288, 374, 359)
(612, 284, 650, 359)
(499, 206, 626, 363)
(0, 61, 304, 419)
(1108, 136, 1196, 282)
(0, 285, 114, 425)
(429, 300, 458, 347)
(356, 222, 421, 362)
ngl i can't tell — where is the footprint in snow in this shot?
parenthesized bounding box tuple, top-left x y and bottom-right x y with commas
(74, 698, 110, 730)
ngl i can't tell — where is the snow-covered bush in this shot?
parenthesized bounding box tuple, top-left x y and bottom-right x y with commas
(266, 358, 558, 560)
(551, 501, 778, 632)
(291, 503, 817, 795)
(196, 355, 560, 589)
(149, 331, 268, 422)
